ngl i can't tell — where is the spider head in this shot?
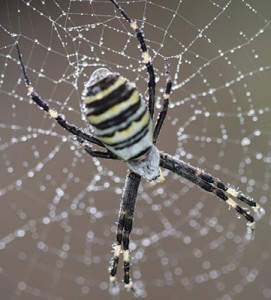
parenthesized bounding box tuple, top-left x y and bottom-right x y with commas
(127, 145, 161, 182)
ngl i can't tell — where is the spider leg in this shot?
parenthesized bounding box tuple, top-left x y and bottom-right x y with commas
(109, 0, 156, 119)
(109, 171, 141, 292)
(16, 43, 107, 151)
(160, 153, 264, 238)
(153, 60, 172, 143)
(76, 137, 116, 159)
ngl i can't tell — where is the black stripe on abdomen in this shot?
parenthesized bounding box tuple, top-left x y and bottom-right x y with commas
(93, 100, 141, 130)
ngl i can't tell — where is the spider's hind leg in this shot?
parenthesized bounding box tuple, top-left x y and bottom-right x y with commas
(153, 60, 172, 144)
(110, 0, 156, 119)
(76, 137, 116, 159)
(16, 42, 107, 150)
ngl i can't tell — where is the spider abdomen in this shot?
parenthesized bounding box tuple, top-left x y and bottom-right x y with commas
(82, 68, 153, 161)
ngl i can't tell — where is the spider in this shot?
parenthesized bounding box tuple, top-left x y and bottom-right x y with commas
(16, 0, 264, 293)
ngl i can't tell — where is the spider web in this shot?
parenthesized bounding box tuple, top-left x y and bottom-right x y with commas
(0, 0, 271, 299)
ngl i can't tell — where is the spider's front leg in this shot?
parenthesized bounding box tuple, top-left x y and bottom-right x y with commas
(109, 171, 141, 292)
(160, 153, 265, 239)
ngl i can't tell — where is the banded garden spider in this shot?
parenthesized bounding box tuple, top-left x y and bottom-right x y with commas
(16, 0, 264, 293)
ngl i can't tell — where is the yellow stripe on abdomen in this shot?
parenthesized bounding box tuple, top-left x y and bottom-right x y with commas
(87, 89, 139, 125)
(83, 77, 126, 104)
(100, 111, 149, 145)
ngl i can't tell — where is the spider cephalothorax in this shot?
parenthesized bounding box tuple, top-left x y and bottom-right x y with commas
(16, 0, 264, 293)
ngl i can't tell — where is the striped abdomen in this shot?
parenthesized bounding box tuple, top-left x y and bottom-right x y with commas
(82, 69, 153, 161)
